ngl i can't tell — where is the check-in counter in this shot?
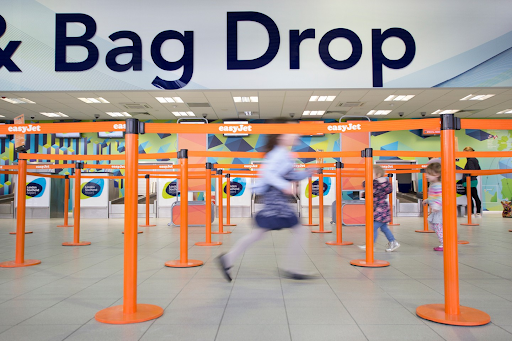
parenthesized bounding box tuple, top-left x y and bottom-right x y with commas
(81, 172, 115, 219)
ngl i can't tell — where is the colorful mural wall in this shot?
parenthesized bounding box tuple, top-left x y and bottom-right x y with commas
(0, 120, 509, 211)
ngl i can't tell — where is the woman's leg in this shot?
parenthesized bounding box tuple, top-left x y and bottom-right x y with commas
(471, 187, 481, 214)
(284, 224, 308, 273)
(432, 223, 443, 244)
(223, 228, 267, 268)
(379, 222, 395, 242)
(373, 221, 382, 242)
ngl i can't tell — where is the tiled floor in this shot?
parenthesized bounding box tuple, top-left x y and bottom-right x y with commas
(0, 213, 511, 340)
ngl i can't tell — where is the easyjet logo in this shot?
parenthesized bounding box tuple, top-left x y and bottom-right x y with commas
(34, 165, 50, 169)
(327, 123, 362, 132)
(8, 125, 41, 133)
(219, 124, 253, 133)
(113, 123, 126, 130)
(111, 165, 125, 169)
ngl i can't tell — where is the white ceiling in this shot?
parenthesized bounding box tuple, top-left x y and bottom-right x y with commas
(0, 88, 511, 121)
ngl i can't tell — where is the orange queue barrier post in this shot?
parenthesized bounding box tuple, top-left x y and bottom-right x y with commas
(460, 175, 479, 227)
(139, 174, 156, 228)
(416, 114, 490, 326)
(212, 169, 231, 235)
(96, 119, 164, 324)
(312, 169, 331, 233)
(196, 163, 222, 247)
(165, 149, 203, 268)
(326, 162, 352, 246)
(387, 174, 399, 226)
(62, 162, 91, 246)
(224, 174, 236, 227)
(0, 158, 41, 268)
(417, 172, 434, 233)
(351, 148, 389, 268)
(57, 175, 73, 228)
(302, 176, 318, 226)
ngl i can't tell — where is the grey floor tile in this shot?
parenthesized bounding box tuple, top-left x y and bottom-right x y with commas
(289, 325, 367, 341)
(216, 324, 290, 341)
(424, 321, 512, 341)
(0, 324, 80, 341)
(360, 324, 444, 341)
(65, 321, 152, 341)
(140, 324, 218, 341)
(222, 298, 288, 325)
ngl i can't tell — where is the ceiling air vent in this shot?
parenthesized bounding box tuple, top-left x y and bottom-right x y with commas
(336, 102, 364, 108)
(187, 103, 211, 108)
(121, 103, 152, 110)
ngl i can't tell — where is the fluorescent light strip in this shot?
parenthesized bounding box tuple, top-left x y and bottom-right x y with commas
(105, 112, 131, 117)
(40, 112, 68, 118)
(78, 97, 110, 104)
(496, 109, 512, 114)
(233, 96, 258, 103)
(367, 110, 392, 116)
(431, 109, 459, 115)
(303, 111, 325, 116)
(1, 97, 36, 104)
(384, 95, 415, 102)
(172, 111, 195, 117)
(460, 94, 495, 101)
(156, 97, 183, 103)
(309, 95, 336, 102)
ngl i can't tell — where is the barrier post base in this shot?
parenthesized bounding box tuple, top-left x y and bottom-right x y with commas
(509, 230, 512, 232)
(195, 241, 222, 246)
(165, 259, 203, 268)
(0, 259, 41, 268)
(224, 224, 237, 227)
(95, 304, 164, 325)
(415, 230, 435, 233)
(62, 241, 91, 246)
(416, 304, 490, 326)
(326, 241, 353, 246)
(57, 225, 73, 228)
(9, 231, 33, 235)
(311, 230, 332, 233)
(388, 223, 400, 226)
(139, 224, 156, 227)
(350, 259, 390, 267)
(458, 240, 469, 245)
(212, 231, 231, 234)
(122, 231, 144, 234)
(461, 223, 479, 226)
(302, 223, 319, 226)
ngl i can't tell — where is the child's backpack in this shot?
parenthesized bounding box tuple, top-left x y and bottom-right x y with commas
(501, 200, 512, 218)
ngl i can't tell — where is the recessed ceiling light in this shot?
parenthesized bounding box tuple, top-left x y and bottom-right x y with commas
(309, 95, 336, 102)
(78, 97, 110, 104)
(156, 97, 183, 103)
(233, 96, 258, 103)
(39, 112, 68, 118)
(105, 112, 131, 117)
(1, 97, 36, 104)
(384, 95, 415, 102)
(0, 115, 5, 117)
(367, 110, 392, 116)
(431, 109, 459, 115)
(460, 94, 495, 101)
(244, 111, 252, 116)
(496, 109, 512, 114)
(303, 110, 325, 116)
(172, 111, 195, 117)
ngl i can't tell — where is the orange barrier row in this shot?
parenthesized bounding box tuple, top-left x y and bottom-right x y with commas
(326, 162, 352, 246)
(57, 175, 72, 228)
(388, 174, 399, 227)
(19, 153, 125, 161)
(195, 164, 222, 247)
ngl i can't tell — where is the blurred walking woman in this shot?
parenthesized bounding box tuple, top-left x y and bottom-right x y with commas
(218, 119, 314, 281)
(463, 147, 482, 216)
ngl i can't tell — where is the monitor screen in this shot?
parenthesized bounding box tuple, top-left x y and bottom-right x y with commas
(98, 131, 124, 138)
(223, 120, 250, 137)
(56, 132, 81, 138)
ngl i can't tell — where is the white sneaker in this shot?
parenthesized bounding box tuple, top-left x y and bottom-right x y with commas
(358, 245, 366, 250)
(385, 240, 400, 252)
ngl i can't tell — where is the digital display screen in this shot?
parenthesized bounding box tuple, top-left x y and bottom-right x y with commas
(98, 131, 124, 138)
(56, 132, 81, 138)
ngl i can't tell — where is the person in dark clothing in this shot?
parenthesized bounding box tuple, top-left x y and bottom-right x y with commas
(463, 147, 482, 216)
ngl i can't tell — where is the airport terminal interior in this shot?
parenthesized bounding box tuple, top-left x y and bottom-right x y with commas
(1, 1, 512, 340)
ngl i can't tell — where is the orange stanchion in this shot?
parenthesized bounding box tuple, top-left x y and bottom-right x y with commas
(212, 169, 231, 235)
(303, 176, 319, 226)
(416, 114, 490, 326)
(196, 163, 222, 247)
(417, 172, 435, 233)
(461, 175, 479, 227)
(57, 175, 73, 228)
(312, 170, 331, 233)
(351, 148, 389, 268)
(96, 119, 163, 324)
(327, 162, 352, 246)
(388, 174, 400, 226)
(224, 174, 236, 227)
(62, 163, 91, 246)
(139, 174, 156, 228)
(0, 158, 40, 267)
(165, 149, 204, 268)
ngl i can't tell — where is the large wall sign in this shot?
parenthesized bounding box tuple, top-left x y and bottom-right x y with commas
(15, 175, 50, 208)
(80, 173, 109, 207)
(1, 0, 511, 90)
